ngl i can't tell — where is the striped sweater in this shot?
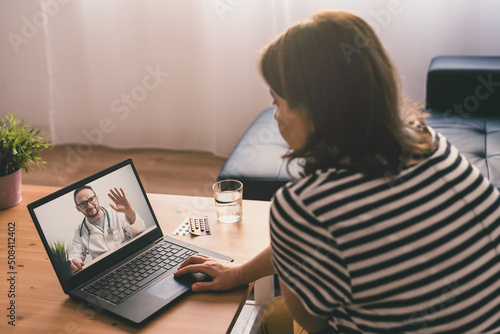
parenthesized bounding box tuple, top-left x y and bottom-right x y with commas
(270, 129, 500, 333)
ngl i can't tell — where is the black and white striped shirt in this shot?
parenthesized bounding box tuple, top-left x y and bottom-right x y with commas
(270, 129, 500, 333)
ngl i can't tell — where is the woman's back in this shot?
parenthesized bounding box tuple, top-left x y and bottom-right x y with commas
(270, 129, 500, 333)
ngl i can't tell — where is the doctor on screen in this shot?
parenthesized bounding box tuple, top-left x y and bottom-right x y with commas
(68, 185, 146, 273)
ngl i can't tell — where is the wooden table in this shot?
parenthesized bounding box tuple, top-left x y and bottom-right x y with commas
(0, 185, 271, 333)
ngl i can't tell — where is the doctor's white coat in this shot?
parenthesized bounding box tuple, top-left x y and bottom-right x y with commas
(68, 207, 146, 263)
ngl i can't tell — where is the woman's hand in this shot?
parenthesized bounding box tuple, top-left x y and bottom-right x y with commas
(174, 254, 244, 292)
(175, 246, 276, 292)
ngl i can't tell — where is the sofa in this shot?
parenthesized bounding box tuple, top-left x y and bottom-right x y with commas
(216, 107, 300, 201)
(218, 56, 500, 200)
(424, 56, 500, 188)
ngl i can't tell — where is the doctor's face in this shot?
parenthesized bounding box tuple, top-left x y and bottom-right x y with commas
(75, 189, 100, 219)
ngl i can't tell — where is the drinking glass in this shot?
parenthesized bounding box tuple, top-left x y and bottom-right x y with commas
(212, 180, 243, 223)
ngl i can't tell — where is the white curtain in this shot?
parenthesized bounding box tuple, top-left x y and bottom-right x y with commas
(1, 0, 500, 157)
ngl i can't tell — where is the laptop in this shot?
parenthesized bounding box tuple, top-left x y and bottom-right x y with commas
(27, 158, 233, 324)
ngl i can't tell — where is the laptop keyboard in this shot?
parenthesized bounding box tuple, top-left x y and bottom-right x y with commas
(82, 240, 197, 304)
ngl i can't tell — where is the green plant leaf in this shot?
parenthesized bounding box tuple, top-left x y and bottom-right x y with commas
(0, 112, 51, 176)
(48, 240, 69, 262)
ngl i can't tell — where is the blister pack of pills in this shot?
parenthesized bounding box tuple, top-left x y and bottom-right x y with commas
(173, 216, 211, 236)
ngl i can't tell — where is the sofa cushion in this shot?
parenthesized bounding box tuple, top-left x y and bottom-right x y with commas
(426, 56, 500, 116)
(426, 111, 500, 189)
(426, 55, 500, 189)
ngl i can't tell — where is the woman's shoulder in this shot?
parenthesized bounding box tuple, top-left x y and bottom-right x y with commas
(274, 168, 360, 204)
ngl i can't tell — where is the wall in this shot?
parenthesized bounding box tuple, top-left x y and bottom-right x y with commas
(1, 0, 500, 158)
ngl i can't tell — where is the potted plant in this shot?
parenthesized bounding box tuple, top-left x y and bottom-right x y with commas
(49, 240, 73, 279)
(0, 113, 51, 209)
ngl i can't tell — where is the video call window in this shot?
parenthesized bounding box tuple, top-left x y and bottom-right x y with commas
(32, 164, 157, 281)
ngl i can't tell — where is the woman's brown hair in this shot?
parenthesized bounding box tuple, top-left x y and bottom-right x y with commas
(260, 11, 435, 177)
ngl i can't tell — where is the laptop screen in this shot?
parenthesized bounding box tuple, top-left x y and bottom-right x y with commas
(28, 159, 159, 287)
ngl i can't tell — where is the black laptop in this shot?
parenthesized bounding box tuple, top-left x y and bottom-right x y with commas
(27, 158, 232, 324)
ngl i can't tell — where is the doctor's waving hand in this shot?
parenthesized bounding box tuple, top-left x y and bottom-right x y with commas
(68, 185, 146, 274)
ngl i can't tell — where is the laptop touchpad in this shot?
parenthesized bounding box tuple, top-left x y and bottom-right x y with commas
(145, 273, 208, 300)
(146, 276, 187, 300)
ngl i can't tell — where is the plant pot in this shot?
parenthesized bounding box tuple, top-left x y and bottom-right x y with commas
(0, 169, 22, 209)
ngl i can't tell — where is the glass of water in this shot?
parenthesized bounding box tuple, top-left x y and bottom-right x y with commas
(212, 180, 243, 223)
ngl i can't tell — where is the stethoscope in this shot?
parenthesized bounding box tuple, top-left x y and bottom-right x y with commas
(79, 206, 113, 256)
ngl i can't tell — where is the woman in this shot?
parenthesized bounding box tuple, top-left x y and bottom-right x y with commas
(175, 11, 500, 333)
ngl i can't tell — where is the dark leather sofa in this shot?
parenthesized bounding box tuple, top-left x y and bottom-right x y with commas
(218, 56, 500, 200)
(216, 107, 298, 201)
(425, 56, 500, 189)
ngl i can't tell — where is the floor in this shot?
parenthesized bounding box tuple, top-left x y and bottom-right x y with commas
(23, 145, 263, 334)
(22, 145, 226, 198)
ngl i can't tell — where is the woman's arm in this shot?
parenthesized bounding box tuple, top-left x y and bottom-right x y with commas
(174, 245, 276, 292)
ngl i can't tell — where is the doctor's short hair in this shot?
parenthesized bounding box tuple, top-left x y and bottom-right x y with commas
(74, 185, 96, 204)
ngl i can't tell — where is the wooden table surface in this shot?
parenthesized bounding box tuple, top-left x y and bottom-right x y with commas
(0, 185, 271, 334)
